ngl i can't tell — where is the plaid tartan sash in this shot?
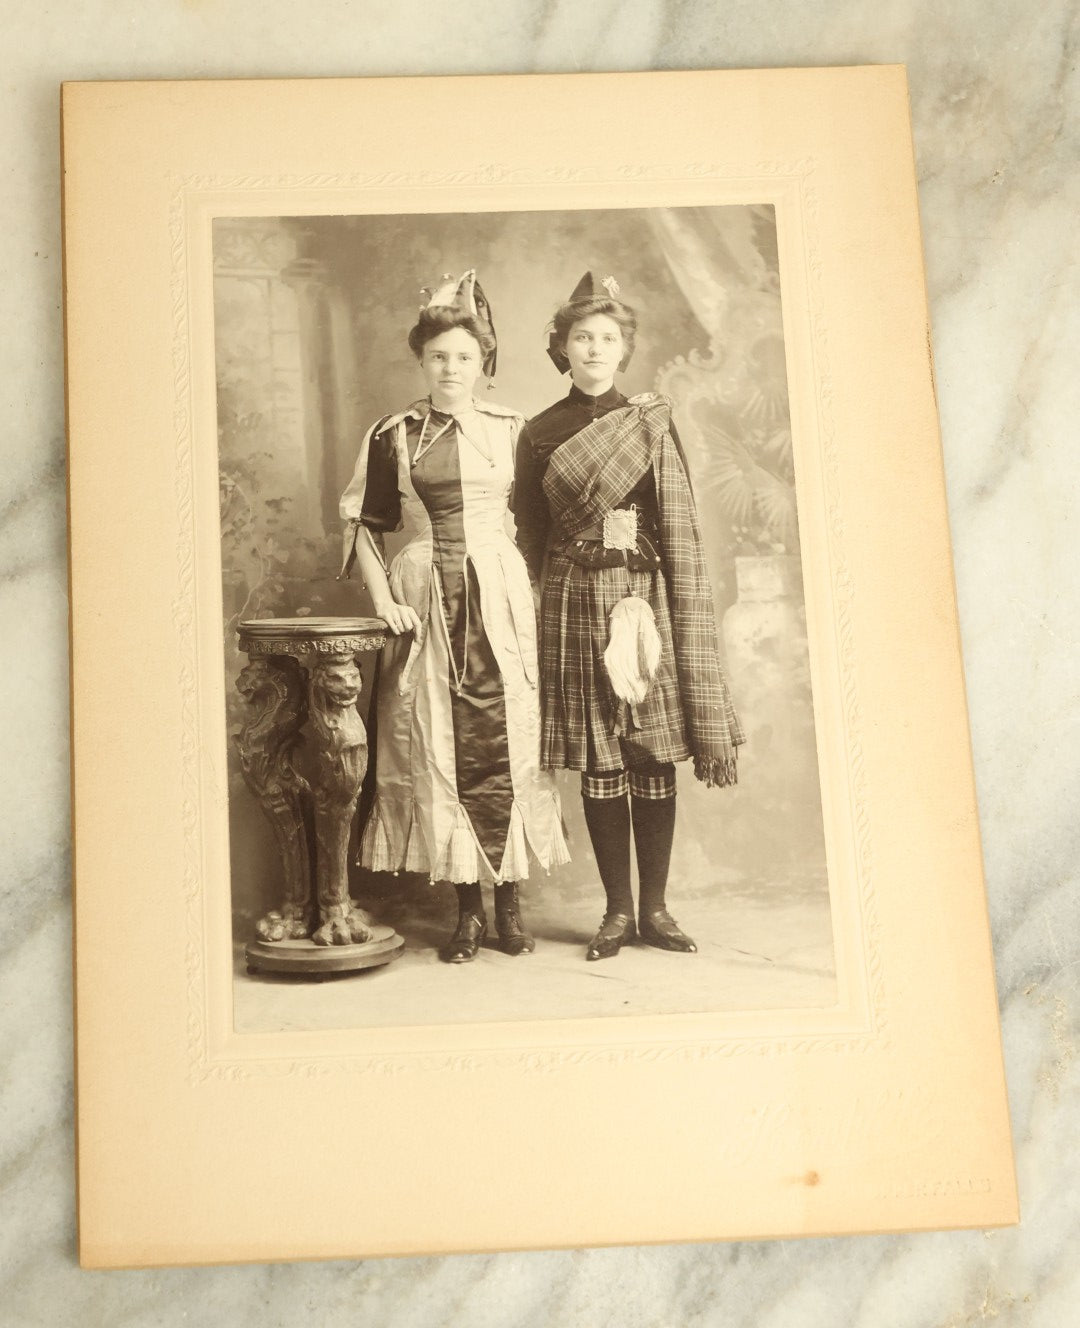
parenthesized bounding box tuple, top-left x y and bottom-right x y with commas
(542, 395, 745, 786)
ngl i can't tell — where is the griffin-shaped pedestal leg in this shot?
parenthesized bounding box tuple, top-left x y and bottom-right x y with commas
(235, 656, 312, 941)
(307, 654, 372, 947)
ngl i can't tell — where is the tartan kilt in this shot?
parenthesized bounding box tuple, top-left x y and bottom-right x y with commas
(539, 550, 692, 772)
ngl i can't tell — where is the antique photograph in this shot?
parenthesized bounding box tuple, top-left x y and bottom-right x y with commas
(65, 69, 1019, 1266)
(216, 204, 835, 1032)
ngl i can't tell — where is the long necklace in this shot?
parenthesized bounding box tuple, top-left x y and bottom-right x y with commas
(412, 403, 496, 469)
(411, 408, 453, 467)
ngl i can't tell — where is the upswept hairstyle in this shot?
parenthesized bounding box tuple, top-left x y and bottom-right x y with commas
(407, 305, 496, 363)
(549, 295, 637, 373)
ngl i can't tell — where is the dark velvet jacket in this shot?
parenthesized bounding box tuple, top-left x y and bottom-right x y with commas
(512, 384, 670, 581)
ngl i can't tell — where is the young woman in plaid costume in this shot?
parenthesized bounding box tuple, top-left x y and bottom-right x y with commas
(514, 273, 744, 960)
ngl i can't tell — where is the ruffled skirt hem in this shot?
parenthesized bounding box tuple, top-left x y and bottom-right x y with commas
(359, 792, 570, 885)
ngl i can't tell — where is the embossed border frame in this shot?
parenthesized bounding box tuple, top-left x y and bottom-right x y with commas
(176, 164, 881, 1083)
(66, 70, 1017, 1264)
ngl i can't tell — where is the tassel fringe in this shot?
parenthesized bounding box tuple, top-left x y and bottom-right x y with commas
(694, 753, 739, 789)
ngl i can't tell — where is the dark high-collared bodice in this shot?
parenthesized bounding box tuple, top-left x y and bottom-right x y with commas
(512, 384, 661, 580)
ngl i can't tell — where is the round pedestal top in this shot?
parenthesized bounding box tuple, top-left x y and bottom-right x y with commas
(238, 615, 388, 657)
(239, 615, 386, 638)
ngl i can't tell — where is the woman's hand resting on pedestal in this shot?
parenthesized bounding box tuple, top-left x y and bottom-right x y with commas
(372, 597, 423, 635)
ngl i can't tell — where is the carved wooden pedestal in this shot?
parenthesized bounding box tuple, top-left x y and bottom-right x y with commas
(235, 616, 404, 977)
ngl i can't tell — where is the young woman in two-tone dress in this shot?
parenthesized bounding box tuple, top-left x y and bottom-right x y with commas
(340, 271, 568, 962)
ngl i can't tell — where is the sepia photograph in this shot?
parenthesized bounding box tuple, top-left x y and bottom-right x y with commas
(214, 204, 836, 1032)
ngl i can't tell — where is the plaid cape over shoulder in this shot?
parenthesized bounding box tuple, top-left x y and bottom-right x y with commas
(541, 394, 745, 786)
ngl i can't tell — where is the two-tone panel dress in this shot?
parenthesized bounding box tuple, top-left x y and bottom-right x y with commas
(340, 396, 569, 884)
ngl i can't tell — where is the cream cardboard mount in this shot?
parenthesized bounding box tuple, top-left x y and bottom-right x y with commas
(63, 67, 1017, 1267)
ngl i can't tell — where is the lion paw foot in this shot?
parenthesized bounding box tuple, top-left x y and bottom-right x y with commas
(312, 909, 373, 946)
(256, 910, 309, 942)
(347, 906, 374, 942)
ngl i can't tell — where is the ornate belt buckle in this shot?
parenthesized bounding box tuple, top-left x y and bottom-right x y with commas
(602, 506, 638, 551)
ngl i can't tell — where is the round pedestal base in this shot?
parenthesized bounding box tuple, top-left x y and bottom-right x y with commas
(246, 925, 404, 977)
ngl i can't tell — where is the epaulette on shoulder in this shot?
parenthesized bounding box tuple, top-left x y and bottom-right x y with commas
(626, 391, 672, 410)
(370, 402, 426, 436)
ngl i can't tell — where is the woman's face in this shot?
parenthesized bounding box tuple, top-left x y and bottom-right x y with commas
(419, 327, 483, 410)
(564, 313, 624, 393)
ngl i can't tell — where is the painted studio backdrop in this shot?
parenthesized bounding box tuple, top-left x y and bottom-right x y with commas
(214, 205, 834, 1021)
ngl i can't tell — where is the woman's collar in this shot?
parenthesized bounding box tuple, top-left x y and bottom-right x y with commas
(426, 396, 478, 420)
(567, 383, 624, 411)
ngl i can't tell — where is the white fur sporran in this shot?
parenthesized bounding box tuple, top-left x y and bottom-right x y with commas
(604, 595, 661, 705)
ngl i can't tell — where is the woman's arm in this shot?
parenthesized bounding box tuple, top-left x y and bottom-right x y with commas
(340, 416, 420, 636)
(511, 424, 552, 585)
(351, 525, 421, 636)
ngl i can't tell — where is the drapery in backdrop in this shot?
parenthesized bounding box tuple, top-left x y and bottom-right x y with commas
(213, 206, 826, 927)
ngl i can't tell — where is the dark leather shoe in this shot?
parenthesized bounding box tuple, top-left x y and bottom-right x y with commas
(440, 911, 487, 963)
(494, 884, 535, 956)
(639, 908, 696, 952)
(586, 912, 636, 961)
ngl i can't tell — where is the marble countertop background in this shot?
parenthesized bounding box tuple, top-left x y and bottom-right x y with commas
(2, 2, 1077, 1324)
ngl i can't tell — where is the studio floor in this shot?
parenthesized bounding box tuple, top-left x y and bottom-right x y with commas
(232, 867, 836, 1033)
